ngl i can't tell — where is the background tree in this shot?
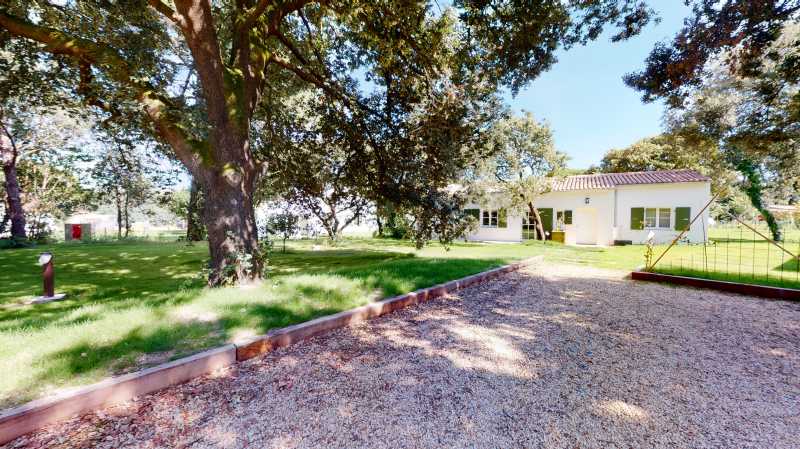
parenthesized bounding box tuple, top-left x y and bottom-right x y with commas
(1, 0, 654, 283)
(626, 1, 800, 240)
(161, 179, 207, 242)
(184, 179, 205, 242)
(0, 32, 75, 240)
(590, 133, 752, 222)
(467, 112, 567, 240)
(92, 152, 154, 239)
(266, 209, 299, 252)
(375, 200, 411, 239)
(591, 133, 737, 196)
(0, 108, 92, 240)
(17, 151, 91, 241)
(89, 122, 177, 239)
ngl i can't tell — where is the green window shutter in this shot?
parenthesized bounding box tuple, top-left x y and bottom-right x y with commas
(538, 208, 554, 232)
(464, 208, 480, 220)
(564, 210, 573, 225)
(498, 209, 507, 228)
(675, 207, 691, 231)
(630, 208, 644, 230)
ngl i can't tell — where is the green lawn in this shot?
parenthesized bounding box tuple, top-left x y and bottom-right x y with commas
(0, 239, 537, 408)
(1, 233, 797, 409)
(650, 225, 800, 290)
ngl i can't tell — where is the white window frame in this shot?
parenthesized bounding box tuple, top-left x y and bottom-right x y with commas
(645, 207, 671, 229)
(481, 209, 499, 228)
(658, 208, 671, 229)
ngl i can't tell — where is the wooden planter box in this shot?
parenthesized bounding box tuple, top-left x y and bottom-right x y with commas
(550, 231, 565, 243)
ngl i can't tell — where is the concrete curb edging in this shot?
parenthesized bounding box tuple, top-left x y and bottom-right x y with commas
(0, 345, 236, 445)
(0, 257, 539, 445)
(631, 271, 800, 301)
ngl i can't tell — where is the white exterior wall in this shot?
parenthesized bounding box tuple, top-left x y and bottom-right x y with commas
(464, 181, 711, 245)
(615, 182, 711, 244)
(463, 202, 523, 242)
(533, 190, 616, 246)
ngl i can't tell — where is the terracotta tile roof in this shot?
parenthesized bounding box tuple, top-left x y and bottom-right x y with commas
(551, 169, 710, 192)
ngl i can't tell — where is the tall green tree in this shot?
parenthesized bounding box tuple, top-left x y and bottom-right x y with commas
(1, 0, 654, 283)
(468, 112, 567, 240)
(591, 133, 755, 221)
(626, 1, 800, 240)
(1, 31, 75, 240)
(0, 108, 92, 240)
(90, 120, 179, 239)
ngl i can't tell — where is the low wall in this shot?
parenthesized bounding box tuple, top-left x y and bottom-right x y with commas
(631, 271, 800, 301)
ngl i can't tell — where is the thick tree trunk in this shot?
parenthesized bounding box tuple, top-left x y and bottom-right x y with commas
(0, 133, 26, 239)
(200, 167, 262, 285)
(186, 178, 204, 241)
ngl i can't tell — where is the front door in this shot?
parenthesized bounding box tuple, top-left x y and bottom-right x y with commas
(575, 208, 597, 245)
(71, 224, 82, 240)
(522, 208, 553, 240)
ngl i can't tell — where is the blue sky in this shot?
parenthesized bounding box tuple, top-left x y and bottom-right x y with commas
(504, 4, 692, 170)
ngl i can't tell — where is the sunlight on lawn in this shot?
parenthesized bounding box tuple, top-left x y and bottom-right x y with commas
(5, 234, 791, 408)
(0, 240, 511, 408)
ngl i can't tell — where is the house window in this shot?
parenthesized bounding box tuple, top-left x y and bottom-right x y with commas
(645, 208, 670, 229)
(658, 208, 671, 228)
(632, 207, 672, 230)
(464, 208, 480, 220)
(481, 209, 507, 228)
(555, 210, 573, 230)
(482, 210, 497, 227)
(644, 208, 657, 228)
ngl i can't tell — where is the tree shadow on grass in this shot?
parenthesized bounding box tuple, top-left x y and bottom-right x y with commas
(0, 246, 413, 334)
(777, 256, 799, 274)
(11, 302, 317, 409)
(21, 256, 505, 396)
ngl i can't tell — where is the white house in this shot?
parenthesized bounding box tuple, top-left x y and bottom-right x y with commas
(464, 169, 712, 245)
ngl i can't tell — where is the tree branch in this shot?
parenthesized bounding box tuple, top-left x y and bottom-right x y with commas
(172, 0, 230, 129)
(243, 0, 317, 31)
(268, 54, 377, 117)
(299, 9, 328, 71)
(274, 29, 310, 66)
(0, 10, 204, 173)
(147, 0, 180, 24)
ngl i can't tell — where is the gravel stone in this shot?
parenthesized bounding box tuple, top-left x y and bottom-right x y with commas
(3, 264, 799, 448)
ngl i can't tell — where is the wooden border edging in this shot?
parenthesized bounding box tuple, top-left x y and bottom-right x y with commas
(0, 345, 237, 445)
(0, 257, 539, 445)
(235, 257, 540, 360)
(631, 271, 800, 301)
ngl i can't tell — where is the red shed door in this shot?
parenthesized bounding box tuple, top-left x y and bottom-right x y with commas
(71, 224, 82, 240)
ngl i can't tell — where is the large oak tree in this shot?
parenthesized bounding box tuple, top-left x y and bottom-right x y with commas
(1, 0, 653, 284)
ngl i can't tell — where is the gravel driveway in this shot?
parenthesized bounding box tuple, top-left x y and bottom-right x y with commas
(5, 264, 799, 449)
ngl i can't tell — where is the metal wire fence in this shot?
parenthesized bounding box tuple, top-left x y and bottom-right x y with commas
(650, 218, 800, 290)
